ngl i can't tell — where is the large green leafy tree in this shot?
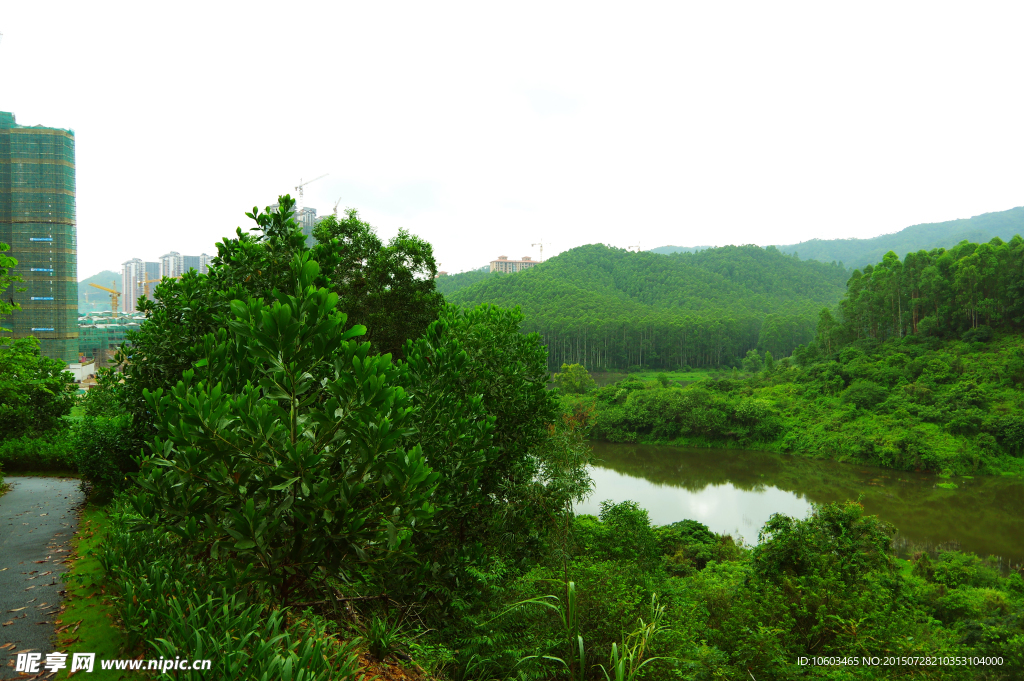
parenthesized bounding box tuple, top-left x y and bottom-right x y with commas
(121, 201, 588, 610)
(115, 197, 342, 427)
(118, 198, 439, 429)
(552, 363, 597, 394)
(399, 304, 574, 586)
(313, 209, 443, 358)
(130, 253, 439, 602)
(0, 338, 77, 438)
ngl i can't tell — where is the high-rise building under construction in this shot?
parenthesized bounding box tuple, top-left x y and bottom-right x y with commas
(0, 111, 78, 362)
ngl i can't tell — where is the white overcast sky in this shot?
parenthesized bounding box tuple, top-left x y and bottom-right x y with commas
(3, 2, 1023, 278)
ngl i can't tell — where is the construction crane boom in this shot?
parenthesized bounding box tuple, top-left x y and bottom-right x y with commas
(89, 282, 121, 314)
(140, 278, 162, 301)
(531, 238, 547, 262)
(294, 174, 328, 212)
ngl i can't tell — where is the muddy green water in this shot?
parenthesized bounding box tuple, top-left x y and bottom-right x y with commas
(578, 441, 1024, 568)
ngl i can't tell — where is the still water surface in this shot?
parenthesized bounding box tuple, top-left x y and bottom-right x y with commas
(578, 441, 1024, 566)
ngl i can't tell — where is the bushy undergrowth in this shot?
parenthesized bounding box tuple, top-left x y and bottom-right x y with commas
(0, 430, 76, 471)
(0, 413, 140, 491)
(73, 414, 141, 493)
(412, 500, 1024, 680)
(93, 499, 365, 681)
(572, 333, 1024, 476)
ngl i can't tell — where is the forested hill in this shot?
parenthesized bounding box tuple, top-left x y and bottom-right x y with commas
(434, 266, 491, 296)
(444, 244, 850, 370)
(774, 206, 1024, 267)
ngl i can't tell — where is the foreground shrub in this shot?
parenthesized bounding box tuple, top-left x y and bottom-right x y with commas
(97, 501, 363, 680)
(72, 415, 140, 494)
(130, 253, 439, 602)
(0, 336, 76, 438)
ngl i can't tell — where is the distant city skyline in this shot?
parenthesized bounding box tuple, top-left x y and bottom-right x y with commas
(118, 252, 211, 312)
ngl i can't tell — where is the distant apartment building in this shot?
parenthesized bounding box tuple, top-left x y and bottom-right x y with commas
(158, 251, 211, 279)
(489, 255, 537, 273)
(159, 251, 183, 279)
(121, 252, 209, 312)
(268, 204, 321, 247)
(121, 258, 145, 313)
(0, 111, 79, 362)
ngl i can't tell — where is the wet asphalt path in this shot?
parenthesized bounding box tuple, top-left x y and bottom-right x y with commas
(0, 477, 85, 679)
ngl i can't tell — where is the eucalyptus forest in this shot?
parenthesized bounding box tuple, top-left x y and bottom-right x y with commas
(442, 243, 850, 371)
(1, 200, 1022, 680)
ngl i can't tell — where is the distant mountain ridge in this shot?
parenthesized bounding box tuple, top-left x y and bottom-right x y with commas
(648, 245, 714, 255)
(649, 205, 1024, 268)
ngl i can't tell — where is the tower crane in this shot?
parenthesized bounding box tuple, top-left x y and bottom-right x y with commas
(89, 282, 121, 314)
(137, 276, 181, 308)
(294, 174, 328, 212)
(333, 196, 343, 217)
(531, 238, 547, 262)
(140, 278, 162, 301)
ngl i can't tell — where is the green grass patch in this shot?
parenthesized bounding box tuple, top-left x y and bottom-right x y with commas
(54, 503, 137, 680)
(626, 369, 740, 384)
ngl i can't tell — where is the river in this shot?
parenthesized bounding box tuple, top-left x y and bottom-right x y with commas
(577, 441, 1024, 568)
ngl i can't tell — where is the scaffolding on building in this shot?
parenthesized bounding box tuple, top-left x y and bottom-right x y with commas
(0, 111, 79, 362)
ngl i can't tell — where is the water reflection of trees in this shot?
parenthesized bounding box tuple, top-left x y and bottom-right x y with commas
(588, 441, 1024, 566)
(589, 441, 863, 499)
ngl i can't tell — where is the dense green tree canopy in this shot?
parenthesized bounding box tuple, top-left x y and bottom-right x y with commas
(832, 236, 1024, 344)
(553, 363, 597, 394)
(117, 197, 442, 428)
(433, 266, 493, 296)
(313, 208, 443, 359)
(0, 336, 76, 438)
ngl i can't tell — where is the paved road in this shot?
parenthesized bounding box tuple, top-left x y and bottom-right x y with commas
(0, 477, 85, 679)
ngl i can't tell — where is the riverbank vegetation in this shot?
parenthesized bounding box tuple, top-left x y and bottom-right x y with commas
(566, 237, 1024, 477)
(569, 331, 1024, 476)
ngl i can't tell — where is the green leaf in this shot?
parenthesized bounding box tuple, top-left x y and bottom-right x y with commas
(269, 477, 300, 491)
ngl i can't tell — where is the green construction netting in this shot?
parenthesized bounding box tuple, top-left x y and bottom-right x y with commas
(77, 324, 136, 361)
(0, 112, 79, 363)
